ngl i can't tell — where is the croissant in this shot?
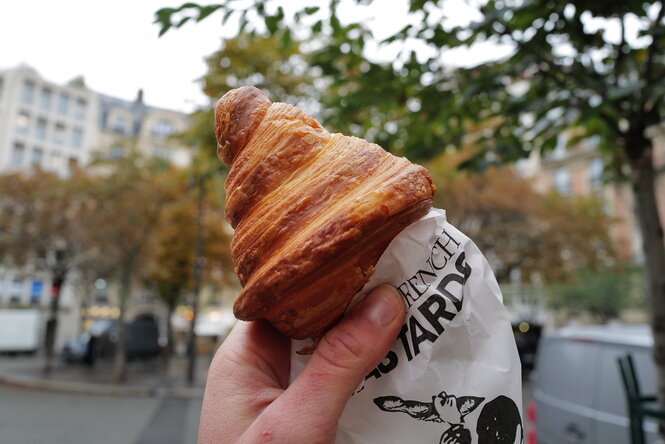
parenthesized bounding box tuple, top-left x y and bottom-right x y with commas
(215, 86, 436, 342)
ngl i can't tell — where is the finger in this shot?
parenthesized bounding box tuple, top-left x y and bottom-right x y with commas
(199, 320, 290, 444)
(260, 285, 406, 437)
(210, 320, 291, 389)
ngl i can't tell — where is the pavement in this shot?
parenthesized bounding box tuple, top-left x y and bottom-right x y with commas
(0, 384, 202, 444)
(0, 355, 536, 444)
(0, 353, 212, 444)
(0, 353, 212, 398)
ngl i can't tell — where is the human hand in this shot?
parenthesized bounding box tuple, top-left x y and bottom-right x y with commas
(198, 285, 406, 444)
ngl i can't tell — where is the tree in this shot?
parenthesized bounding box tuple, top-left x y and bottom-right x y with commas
(88, 154, 180, 381)
(144, 178, 231, 361)
(175, 31, 320, 172)
(170, 31, 316, 381)
(427, 149, 617, 284)
(145, 200, 196, 359)
(549, 266, 640, 323)
(156, 0, 665, 417)
(0, 168, 99, 373)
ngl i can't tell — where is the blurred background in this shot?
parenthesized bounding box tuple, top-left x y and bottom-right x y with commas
(1, 0, 664, 443)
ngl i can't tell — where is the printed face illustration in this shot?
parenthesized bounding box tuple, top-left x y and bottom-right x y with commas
(374, 391, 523, 444)
(433, 391, 483, 425)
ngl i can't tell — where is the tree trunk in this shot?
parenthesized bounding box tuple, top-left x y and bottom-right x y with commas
(79, 281, 93, 336)
(187, 175, 206, 385)
(629, 145, 665, 431)
(112, 267, 131, 382)
(43, 273, 66, 375)
(165, 302, 175, 359)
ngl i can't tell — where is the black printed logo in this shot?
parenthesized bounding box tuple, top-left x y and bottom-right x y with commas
(374, 392, 523, 444)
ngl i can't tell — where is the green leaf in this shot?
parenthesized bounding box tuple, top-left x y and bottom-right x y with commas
(281, 29, 292, 50)
(265, 15, 279, 34)
(197, 5, 222, 22)
(177, 16, 191, 27)
(157, 22, 172, 37)
(221, 8, 233, 25)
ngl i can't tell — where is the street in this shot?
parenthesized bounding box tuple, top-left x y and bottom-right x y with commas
(0, 379, 534, 444)
(0, 385, 201, 444)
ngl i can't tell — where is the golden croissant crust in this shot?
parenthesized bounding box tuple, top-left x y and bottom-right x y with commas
(216, 86, 436, 341)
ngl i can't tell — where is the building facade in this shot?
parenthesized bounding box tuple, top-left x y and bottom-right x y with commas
(0, 65, 195, 348)
(533, 130, 665, 262)
(0, 65, 193, 174)
(0, 66, 99, 175)
(97, 91, 192, 168)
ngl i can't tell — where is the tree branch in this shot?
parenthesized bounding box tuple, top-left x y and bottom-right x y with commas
(615, 14, 626, 86)
(497, 12, 604, 111)
(491, 8, 625, 138)
(639, 2, 665, 124)
(644, 2, 665, 86)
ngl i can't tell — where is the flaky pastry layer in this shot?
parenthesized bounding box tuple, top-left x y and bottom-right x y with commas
(216, 86, 436, 340)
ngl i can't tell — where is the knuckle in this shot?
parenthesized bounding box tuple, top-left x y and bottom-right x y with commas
(317, 325, 365, 370)
(247, 387, 282, 410)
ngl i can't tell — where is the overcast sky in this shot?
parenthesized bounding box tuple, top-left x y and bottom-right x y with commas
(1, 0, 508, 114)
(1, 1, 239, 112)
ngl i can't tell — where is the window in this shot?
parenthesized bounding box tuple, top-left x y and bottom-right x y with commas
(11, 142, 25, 167)
(109, 145, 124, 159)
(10, 278, 23, 303)
(31, 147, 44, 166)
(51, 151, 63, 170)
(112, 115, 126, 134)
(21, 80, 35, 105)
(71, 128, 83, 149)
(74, 98, 86, 120)
(40, 88, 52, 111)
(587, 135, 600, 149)
(94, 278, 109, 303)
(552, 133, 568, 160)
(553, 168, 571, 196)
(589, 158, 604, 189)
(15, 110, 30, 135)
(53, 122, 65, 144)
(152, 119, 176, 139)
(36, 117, 47, 140)
(152, 146, 172, 161)
(57, 92, 69, 115)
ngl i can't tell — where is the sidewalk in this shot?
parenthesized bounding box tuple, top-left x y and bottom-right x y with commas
(0, 353, 213, 398)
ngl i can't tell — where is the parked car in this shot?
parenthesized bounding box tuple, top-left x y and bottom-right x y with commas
(62, 315, 161, 365)
(529, 324, 661, 444)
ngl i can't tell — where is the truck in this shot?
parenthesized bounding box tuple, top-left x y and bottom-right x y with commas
(0, 309, 41, 353)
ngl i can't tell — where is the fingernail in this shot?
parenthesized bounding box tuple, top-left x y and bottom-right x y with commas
(354, 285, 402, 327)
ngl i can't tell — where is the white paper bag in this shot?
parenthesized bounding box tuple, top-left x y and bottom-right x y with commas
(291, 208, 523, 444)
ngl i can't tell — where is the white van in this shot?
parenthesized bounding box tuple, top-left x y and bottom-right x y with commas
(0, 309, 40, 353)
(530, 324, 661, 444)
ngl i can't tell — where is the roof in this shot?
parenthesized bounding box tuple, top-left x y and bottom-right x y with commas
(97, 93, 186, 137)
(545, 324, 653, 348)
(97, 93, 154, 137)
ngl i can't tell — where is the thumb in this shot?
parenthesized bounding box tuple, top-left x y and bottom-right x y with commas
(275, 285, 406, 431)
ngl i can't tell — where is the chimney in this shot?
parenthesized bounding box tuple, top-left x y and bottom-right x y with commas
(136, 88, 144, 105)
